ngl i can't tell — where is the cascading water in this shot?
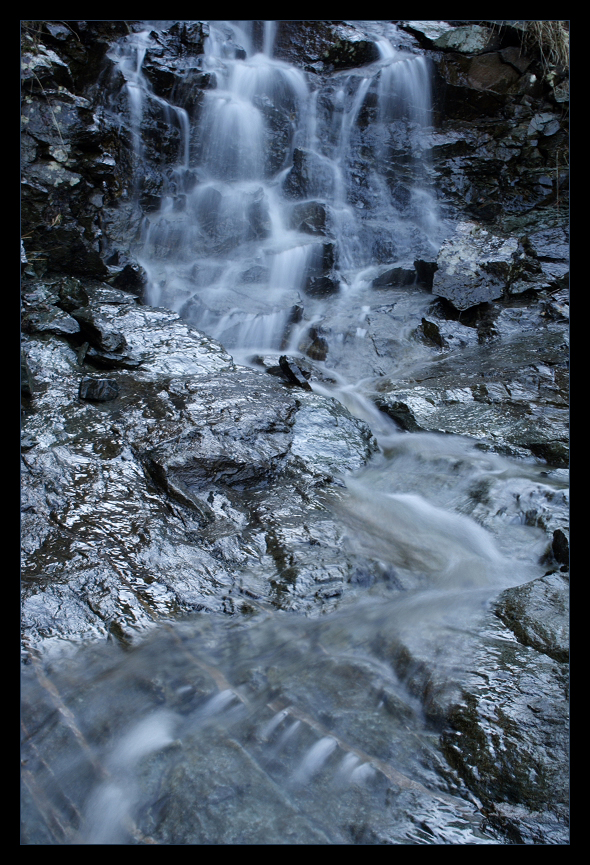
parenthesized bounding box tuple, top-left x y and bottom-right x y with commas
(114, 20, 444, 365)
(21, 21, 568, 845)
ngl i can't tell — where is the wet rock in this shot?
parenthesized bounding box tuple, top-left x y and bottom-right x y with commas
(526, 224, 569, 265)
(303, 241, 340, 297)
(304, 276, 340, 298)
(435, 55, 514, 120)
(428, 112, 566, 229)
(165, 21, 209, 52)
(19, 19, 568, 846)
(433, 24, 499, 54)
(21, 37, 73, 90)
(56, 276, 90, 311)
(253, 95, 296, 177)
(440, 615, 569, 844)
(552, 528, 569, 566)
(420, 317, 478, 349)
(499, 46, 533, 75)
(372, 265, 416, 289)
(71, 307, 128, 353)
(246, 187, 271, 240)
(22, 305, 81, 337)
(321, 25, 380, 69)
(79, 377, 119, 402)
(298, 326, 330, 362)
(290, 201, 329, 236)
(370, 315, 569, 464)
(278, 355, 312, 390)
(110, 261, 149, 297)
(21, 298, 379, 651)
(527, 112, 561, 138)
(528, 440, 569, 469)
(275, 21, 378, 71)
(142, 58, 210, 108)
(21, 352, 33, 398)
(283, 148, 336, 201)
(373, 398, 424, 433)
(432, 222, 519, 310)
(251, 353, 334, 385)
(494, 572, 569, 663)
(401, 21, 456, 44)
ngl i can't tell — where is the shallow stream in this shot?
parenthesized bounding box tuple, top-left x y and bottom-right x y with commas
(21, 21, 568, 844)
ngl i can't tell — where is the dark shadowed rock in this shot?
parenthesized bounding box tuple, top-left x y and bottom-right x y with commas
(21, 352, 33, 398)
(79, 377, 119, 401)
(372, 265, 416, 289)
(414, 259, 438, 288)
(304, 275, 340, 297)
(283, 148, 336, 200)
(552, 528, 569, 566)
(290, 200, 329, 236)
(278, 355, 313, 390)
(111, 261, 149, 296)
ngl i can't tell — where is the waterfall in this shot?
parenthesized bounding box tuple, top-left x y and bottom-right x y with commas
(21, 21, 568, 846)
(108, 20, 444, 363)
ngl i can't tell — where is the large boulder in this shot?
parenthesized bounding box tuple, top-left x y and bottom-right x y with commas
(432, 222, 519, 310)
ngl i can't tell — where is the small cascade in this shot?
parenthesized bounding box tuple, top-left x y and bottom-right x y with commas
(107, 20, 444, 366)
(20, 20, 569, 847)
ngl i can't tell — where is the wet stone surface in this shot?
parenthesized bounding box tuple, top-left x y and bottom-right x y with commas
(21, 295, 380, 653)
(21, 18, 568, 846)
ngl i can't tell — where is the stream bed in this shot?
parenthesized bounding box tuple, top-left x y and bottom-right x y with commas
(21, 20, 569, 844)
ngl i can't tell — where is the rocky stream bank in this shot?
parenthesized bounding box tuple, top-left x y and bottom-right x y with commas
(21, 20, 568, 844)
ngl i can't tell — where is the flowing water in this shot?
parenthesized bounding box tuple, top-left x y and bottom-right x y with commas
(21, 21, 568, 844)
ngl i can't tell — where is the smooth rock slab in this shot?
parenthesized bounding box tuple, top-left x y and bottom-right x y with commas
(440, 616, 569, 844)
(21, 296, 380, 654)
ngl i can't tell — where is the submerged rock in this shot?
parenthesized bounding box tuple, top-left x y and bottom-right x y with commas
(372, 265, 417, 289)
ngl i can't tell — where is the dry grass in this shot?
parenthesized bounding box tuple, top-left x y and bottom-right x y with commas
(523, 21, 569, 71)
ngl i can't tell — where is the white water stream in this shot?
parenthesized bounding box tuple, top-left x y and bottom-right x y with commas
(21, 21, 568, 845)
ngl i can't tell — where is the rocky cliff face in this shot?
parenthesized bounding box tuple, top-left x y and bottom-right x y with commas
(21, 21, 568, 845)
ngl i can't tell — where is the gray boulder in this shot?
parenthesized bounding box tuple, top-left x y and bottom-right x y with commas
(432, 222, 519, 310)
